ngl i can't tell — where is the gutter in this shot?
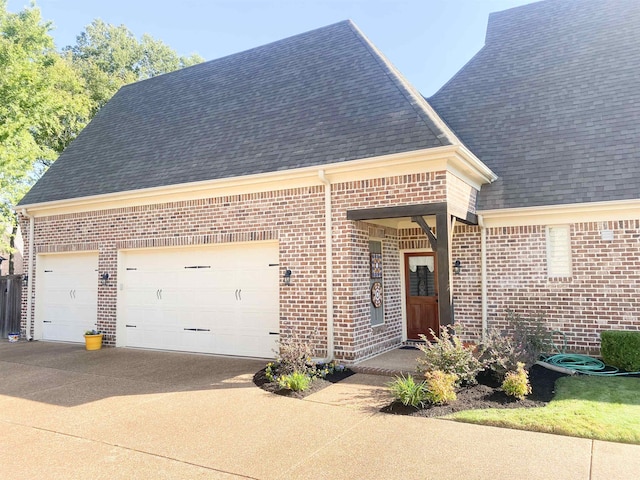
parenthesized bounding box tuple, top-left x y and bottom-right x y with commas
(21, 209, 34, 341)
(317, 170, 334, 362)
(478, 214, 487, 342)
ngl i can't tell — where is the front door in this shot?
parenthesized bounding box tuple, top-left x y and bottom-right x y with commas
(405, 253, 439, 340)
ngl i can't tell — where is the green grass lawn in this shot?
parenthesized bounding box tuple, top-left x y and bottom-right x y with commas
(447, 375, 640, 444)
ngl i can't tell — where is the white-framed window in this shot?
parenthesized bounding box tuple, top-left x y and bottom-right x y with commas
(546, 225, 572, 278)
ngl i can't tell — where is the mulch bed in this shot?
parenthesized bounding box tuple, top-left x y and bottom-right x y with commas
(253, 367, 355, 399)
(381, 364, 568, 417)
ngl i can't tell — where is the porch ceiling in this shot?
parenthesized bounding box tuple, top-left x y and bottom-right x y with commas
(346, 202, 478, 226)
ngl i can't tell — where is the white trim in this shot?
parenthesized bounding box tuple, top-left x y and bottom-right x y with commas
(318, 170, 334, 362)
(480, 199, 640, 227)
(19, 145, 496, 217)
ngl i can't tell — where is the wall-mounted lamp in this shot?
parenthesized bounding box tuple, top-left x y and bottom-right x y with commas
(453, 260, 462, 275)
(283, 269, 292, 286)
(22, 274, 28, 286)
(100, 272, 110, 286)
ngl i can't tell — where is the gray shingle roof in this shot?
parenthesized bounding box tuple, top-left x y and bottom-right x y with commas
(430, 0, 640, 210)
(20, 20, 451, 206)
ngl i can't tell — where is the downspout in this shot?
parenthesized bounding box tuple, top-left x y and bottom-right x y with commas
(318, 170, 334, 362)
(21, 209, 34, 341)
(478, 214, 487, 342)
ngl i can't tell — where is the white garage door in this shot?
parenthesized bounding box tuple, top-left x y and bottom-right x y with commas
(119, 242, 280, 358)
(36, 252, 99, 342)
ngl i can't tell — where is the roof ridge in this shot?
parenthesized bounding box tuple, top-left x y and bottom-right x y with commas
(345, 21, 459, 148)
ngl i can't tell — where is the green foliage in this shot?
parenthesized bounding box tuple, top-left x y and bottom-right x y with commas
(423, 370, 457, 405)
(274, 325, 317, 376)
(0, 1, 203, 264)
(600, 330, 640, 372)
(0, 1, 90, 255)
(417, 324, 483, 386)
(501, 362, 532, 400)
(388, 375, 427, 407)
(65, 19, 203, 114)
(451, 375, 640, 444)
(277, 371, 312, 392)
(478, 328, 529, 381)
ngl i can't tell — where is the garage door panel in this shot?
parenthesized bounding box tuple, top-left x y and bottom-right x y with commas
(37, 253, 98, 343)
(120, 243, 280, 358)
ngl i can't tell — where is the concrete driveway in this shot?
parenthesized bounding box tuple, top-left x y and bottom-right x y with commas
(1, 341, 638, 479)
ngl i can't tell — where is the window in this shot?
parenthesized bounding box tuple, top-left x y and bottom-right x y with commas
(546, 225, 572, 277)
(369, 240, 384, 326)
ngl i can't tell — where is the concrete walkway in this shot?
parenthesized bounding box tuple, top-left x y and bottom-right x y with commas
(1, 341, 638, 479)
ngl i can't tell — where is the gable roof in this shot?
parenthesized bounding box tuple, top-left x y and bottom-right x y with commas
(20, 20, 458, 207)
(430, 0, 640, 210)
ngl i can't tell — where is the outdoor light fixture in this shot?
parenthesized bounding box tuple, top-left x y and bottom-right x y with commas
(100, 272, 110, 286)
(22, 274, 28, 286)
(283, 269, 292, 286)
(453, 260, 462, 275)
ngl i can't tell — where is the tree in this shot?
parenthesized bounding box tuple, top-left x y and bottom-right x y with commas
(0, 1, 91, 270)
(0, 3, 203, 273)
(66, 20, 203, 113)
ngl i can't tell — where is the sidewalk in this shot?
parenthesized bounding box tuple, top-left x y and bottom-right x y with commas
(1, 341, 639, 479)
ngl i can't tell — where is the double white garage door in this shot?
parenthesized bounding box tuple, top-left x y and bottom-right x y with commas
(36, 243, 280, 358)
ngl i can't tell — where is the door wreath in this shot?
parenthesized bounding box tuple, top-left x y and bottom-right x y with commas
(371, 281, 383, 308)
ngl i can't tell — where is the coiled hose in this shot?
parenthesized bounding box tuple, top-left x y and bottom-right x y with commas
(542, 353, 640, 376)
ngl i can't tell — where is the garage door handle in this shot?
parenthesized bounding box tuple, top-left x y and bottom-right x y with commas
(269, 331, 279, 335)
(43, 321, 52, 323)
(238, 289, 241, 301)
(184, 328, 198, 331)
(198, 328, 211, 332)
(126, 324, 137, 328)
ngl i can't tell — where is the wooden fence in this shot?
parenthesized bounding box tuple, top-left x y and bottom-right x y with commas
(0, 275, 22, 338)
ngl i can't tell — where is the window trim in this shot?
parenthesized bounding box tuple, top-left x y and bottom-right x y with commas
(546, 225, 572, 278)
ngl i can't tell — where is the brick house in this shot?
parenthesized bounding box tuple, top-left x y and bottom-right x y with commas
(17, 0, 640, 361)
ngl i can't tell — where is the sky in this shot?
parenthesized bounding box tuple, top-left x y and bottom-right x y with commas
(7, 0, 535, 97)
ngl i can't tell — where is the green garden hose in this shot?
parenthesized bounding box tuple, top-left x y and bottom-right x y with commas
(542, 354, 640, 376)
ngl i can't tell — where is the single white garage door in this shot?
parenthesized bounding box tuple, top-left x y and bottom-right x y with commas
(36, 252, 99, 342)
(119, 242, 280, 358)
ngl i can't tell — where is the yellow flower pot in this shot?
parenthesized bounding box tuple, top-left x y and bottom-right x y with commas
(84, 334, 103, 351)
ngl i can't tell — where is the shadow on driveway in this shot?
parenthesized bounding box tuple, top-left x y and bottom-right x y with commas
(0, 340, 267, 407)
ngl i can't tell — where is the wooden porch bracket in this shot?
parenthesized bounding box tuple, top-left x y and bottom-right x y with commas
(411, 216, 437, 251)
(346, 202, 477, 329)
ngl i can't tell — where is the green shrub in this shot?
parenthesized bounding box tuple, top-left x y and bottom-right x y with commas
(423, 370, 457, 405)
(601, 331, 640, 372)
(479, 328, 529, 381)
(388, 375, 428, 407)
(417, 324, 483, 386)
(277, 371, 313, 391)
(501, 362, 532, 400)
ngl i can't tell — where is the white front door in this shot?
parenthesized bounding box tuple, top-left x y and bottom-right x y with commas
(36, 252, 99, 342)
(119, 242, 280, 358)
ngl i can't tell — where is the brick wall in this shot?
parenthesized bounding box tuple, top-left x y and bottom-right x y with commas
(20, 170, 460, 361)
(331, 171, 448, 360)
(451, 220, 640, 352)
